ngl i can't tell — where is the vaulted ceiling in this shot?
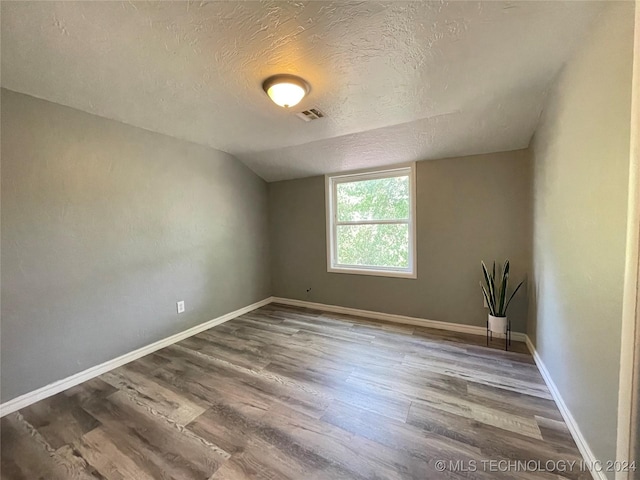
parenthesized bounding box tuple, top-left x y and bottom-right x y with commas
(1, 1, 605, 181)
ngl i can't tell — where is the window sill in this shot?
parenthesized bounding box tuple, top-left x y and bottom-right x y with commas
(327, 266, 417, 279)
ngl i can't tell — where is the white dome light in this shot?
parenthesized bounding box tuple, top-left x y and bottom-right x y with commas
(263, 75, 310, 108)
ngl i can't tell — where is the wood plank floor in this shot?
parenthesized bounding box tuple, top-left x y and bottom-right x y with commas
(1, 304, 589, 479)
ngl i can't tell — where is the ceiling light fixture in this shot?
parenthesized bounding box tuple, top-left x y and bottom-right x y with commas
(262, 74, 310, 108)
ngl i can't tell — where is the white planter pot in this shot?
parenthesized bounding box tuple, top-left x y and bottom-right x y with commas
(488, 315, 508, 334)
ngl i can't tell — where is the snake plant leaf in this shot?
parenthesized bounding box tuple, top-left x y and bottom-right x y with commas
(502, 259, 510, 284)
(498, 260, 510, 315)
(491, 261, 496, 299)
(481, 261, 496, 310)
(505, 280, 524, 311)
(481, 283, 496, 316)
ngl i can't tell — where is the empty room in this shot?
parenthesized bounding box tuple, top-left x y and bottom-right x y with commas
(1, 1, 638, 479)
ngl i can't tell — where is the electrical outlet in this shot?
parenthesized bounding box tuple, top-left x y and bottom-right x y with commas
(177, 300, 185, 314)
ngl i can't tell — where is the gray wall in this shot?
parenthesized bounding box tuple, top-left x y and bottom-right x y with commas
(528, 2, 634, 471)
(270, 150, 532, 332)
(0, 89, 271, 402)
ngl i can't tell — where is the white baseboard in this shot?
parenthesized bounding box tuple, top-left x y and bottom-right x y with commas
(0, 296, 274, 417)
(0, 295, 524, 417)
(525, 336, 606, 480)
(276, 298, 604, 480)
(0, 294, 604, 480)
(0, 294, 532, 419)
(272, 297, 527, 342)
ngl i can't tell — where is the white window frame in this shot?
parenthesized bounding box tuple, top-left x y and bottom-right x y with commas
(325, 163, 417, 279)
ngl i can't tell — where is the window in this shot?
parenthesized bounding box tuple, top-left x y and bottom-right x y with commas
(325, 164, 416, 278)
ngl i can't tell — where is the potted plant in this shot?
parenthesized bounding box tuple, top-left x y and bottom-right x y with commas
(480, 260, 523, 334)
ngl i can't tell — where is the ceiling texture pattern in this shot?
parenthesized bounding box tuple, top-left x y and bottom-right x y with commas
(1, 1, 605, 181)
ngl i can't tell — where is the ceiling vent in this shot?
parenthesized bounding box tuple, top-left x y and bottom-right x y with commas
(296, 108, 325, 122)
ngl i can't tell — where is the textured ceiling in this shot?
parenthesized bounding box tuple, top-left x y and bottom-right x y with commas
(1, 1, 605, 181)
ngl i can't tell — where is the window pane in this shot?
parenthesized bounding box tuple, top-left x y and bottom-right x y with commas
(336, 175, 409, 222)
(336, 223, 409, 269)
